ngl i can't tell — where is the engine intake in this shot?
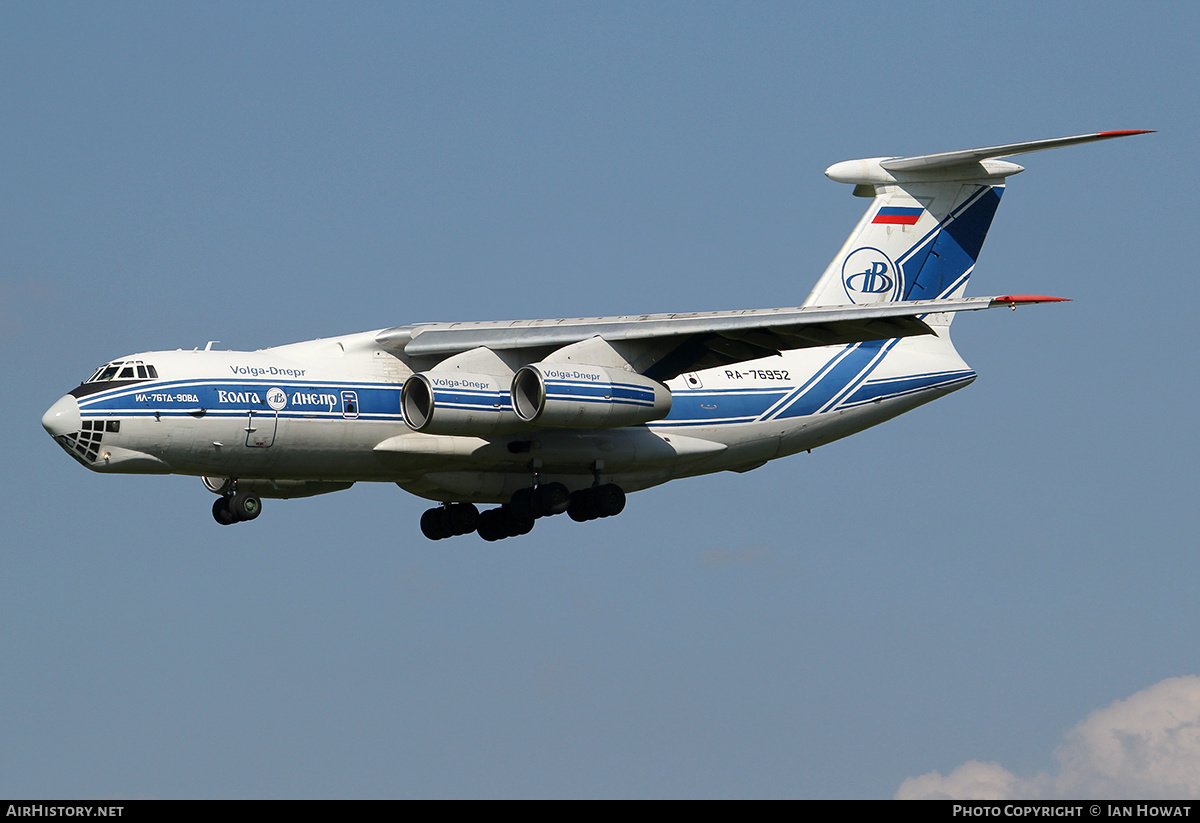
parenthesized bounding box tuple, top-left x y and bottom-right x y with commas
(511, 364, 671, 428)
(401, 371, 521, 435)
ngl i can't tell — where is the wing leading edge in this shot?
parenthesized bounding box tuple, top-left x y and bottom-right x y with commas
(375, 295, 1064, 382)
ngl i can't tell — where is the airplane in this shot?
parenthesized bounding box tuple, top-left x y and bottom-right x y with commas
(41, 130, 1150, 541)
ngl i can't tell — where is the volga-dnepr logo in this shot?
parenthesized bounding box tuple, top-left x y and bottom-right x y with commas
(842, 247, 901, 304)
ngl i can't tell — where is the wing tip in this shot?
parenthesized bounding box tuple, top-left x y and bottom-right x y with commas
(1097, 129, 1155, 137)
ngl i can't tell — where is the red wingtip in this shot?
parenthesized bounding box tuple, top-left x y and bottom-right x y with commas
(1098, 129, 1156, 136)
(992, 294, 1071, 305)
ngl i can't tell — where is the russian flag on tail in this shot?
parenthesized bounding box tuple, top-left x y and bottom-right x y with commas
(872, 206, 923, 225)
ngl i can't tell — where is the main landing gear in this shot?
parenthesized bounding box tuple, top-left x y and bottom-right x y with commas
(419, 502, 480, 540)
(212, 491, 262, 525)
(419, 482, 626, 542)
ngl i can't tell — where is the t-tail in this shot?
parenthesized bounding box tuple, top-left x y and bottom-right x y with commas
(803, 131, 1153, 322)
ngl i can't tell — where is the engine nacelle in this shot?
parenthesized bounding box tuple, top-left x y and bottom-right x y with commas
(202, 477, 355, 499)
(511, 363, 672, 428)
(401, 371, 522, 435)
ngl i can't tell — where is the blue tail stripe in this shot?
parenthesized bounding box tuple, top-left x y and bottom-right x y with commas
(772, 339, 892, 420)
(842, 370, 977, 406)
(902, 186, 1002, 300)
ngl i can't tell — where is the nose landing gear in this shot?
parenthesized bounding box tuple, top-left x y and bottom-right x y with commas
(212, 491, 262, 525)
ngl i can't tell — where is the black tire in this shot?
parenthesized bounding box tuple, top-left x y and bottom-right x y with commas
(595, 484, 626, 518)
(447, 503, 479, 535)
(499, 506, 535, 537)
(420, 508, 448, 540)
(533, 482, 571, 517)
(568, 489, 598, 522)
(508, 488, 536, 520)
(477, 509, 504, 542)
(231, 493, 262, 522)
(212, 496, 235, 525)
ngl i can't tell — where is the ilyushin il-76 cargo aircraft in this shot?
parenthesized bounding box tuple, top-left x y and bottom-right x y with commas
(42, 130, 1149, 541)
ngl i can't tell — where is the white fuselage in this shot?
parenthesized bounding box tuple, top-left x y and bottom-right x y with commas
(42, 327, 974, 504)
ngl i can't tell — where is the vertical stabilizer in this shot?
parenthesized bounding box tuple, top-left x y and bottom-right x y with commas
(803, 131, 1153, 319)
(802, 178, 1005, 315)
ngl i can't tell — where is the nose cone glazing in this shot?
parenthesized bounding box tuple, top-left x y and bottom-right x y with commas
(42, 394, 81, 437)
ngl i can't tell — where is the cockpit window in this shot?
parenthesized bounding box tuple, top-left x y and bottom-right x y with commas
(85, 360, 157, 383)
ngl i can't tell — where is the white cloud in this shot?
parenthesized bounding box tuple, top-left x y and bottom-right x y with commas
(896, 676, 1200, 800)
(896, 760, 1029, 800)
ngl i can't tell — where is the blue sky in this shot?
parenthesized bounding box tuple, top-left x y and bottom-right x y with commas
(3, 2, 1198, 798)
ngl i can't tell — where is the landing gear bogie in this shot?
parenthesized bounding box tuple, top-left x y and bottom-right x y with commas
(533, 482, 571, 517)
(420, 502, 480, 540)
(569, 483, 625, 522)
(212, 491, 263, 525)
(508, 482, 570, 520)
(418, 482, 628, 542)
(475, 505, 534, 542)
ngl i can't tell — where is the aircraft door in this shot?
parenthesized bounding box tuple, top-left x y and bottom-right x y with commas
(245, 385, 291, 448)
(244, 410, 278, 448)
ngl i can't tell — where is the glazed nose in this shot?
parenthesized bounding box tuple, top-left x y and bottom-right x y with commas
(42, 394, 81, 437)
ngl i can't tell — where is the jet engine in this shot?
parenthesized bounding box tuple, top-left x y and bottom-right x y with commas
(511, 363, 672, 428)
(400, 371, 522, 435)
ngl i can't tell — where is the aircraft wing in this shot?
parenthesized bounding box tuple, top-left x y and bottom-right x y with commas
(375, 294, 1061, 381)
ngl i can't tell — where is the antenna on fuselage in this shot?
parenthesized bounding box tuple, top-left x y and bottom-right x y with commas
(204, 341, 219, 351)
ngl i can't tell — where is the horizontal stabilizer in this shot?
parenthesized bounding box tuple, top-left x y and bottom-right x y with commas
(879, 130, 1154, 172)
(989, 294, 1070, 308)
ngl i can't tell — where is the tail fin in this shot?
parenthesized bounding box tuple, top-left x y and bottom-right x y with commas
(802, 131, 1152, 314)
(803, 178, 1004, 311)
